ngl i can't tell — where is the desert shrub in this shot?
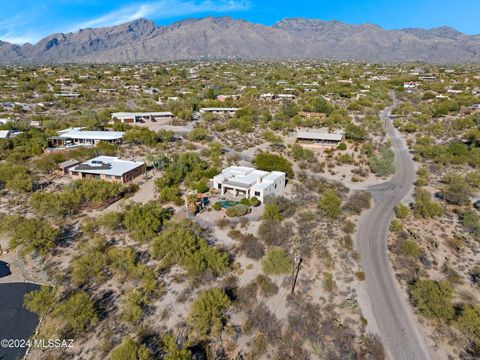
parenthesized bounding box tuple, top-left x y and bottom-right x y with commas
(441, 174, 472, 205)
(401, 240, 421, 258)
(71, 237, 109, 286)
(253, 152, 293, 178)
(343, 191, 371, 214)
(323, 272, 336, 292)
(466, 171, 480, 189)
(369, 148, 395, 176)
(337, 153, 355, 164)
(96, 211, 124, 231)
(155, 152, 209, 189)
(345, 123, 368, 141)
(264, 196, 296, 219)
(123, 201, 173, 242)
(461, 210, 480, 237)
(161, 335, 191, 360)
(261, 248, 291, 275)
(212, 201, 222, 211)
(263, 203, 283, 221)
(24, 286, 57, 317)
(290, 144, 315, 162)
(188, 126, 211, 142)
(188, 288, 231, 337)
(53, 291, 98, 336)
(109, 336, 152, 360)
(0, 215, 59, 255)
(244, 304, 281, 342)
(255, 274, 279, 297)
(158, 186, 181, 204)
(249, 196, 260, 207)
(225, 204, 250, 217)
(337, 142, 347, 150)
(257, 220, 293, 247)
(457, 305, 480, 342)
(415, 166, 430, 186)
(151, 221, 230, 278)
(120, 288, 147, 324)
(361, 333, 386, 360)
(70, 178, 125, 203)
(413, 190, 444, 218)
(318, 189, 342, 220)
(471, 263, 480, 286)
(0, 163, 34, 192)
(410, 279, 455, 321)
(237, 233, 265, 260)
(30, 179, 126, 217)
(395, 203, 410, 218)
(124, 127, 158, 146)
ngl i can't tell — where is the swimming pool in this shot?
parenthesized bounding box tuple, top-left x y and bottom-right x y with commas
(219, 200, 239, 208)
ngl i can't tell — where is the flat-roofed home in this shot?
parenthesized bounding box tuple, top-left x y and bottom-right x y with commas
(68, 156, 145, 183)
(57, 159, 80, 174)
(199, 107, 239, 116)
(277, 94, 296, 100)
(213, 166, 286, 203)
(111, 112, 174, 123)
(48, 128, 124, 149)
(296, 130, 345, 148)
(216, 94, 240, 102)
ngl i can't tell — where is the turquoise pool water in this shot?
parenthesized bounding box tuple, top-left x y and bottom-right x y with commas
(220, 200, 239, 208)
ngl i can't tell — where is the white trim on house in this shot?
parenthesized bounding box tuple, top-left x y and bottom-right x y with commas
(111, 112, 174, 123)
(213, 166, 286, 203)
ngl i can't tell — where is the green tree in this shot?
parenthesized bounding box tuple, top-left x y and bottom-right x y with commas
(411, 279, 455, 321)
(253, 152, 293, 178)
(0, 215, 59, 255)
(123, 202, 173, 242)
(54, 291, 98, 335)
(188, 288, 231, 338)
(318, 189, 342, 220)
(151, 221, 229, 277)
(24, 286, 57, 317)
(369, 148, 395, 177)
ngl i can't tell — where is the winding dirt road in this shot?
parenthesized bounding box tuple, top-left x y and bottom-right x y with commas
(356, 93, 431, 360)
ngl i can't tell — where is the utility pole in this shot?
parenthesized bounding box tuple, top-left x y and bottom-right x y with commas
(290, 236, 301, 294)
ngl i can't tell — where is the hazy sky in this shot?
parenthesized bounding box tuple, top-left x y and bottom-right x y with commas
(1, 0, 479, 44)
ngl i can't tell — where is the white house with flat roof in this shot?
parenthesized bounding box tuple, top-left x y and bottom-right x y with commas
(199, 108, 239, 116)
(48, 128, 124, 148)
(213, 166, 286, 203)
(111, 112, 174, 123)
(69, 156, 145, 183)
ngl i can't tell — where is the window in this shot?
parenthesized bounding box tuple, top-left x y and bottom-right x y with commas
(218, 184, 222, 190)
(254, 191, 260, 197)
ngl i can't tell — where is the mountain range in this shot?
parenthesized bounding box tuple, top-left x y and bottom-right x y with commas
(1, 17, 479, 64)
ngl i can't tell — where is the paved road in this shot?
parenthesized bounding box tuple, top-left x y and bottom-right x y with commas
(0, 282, 40, 360)
(356, 93, 431, 360)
